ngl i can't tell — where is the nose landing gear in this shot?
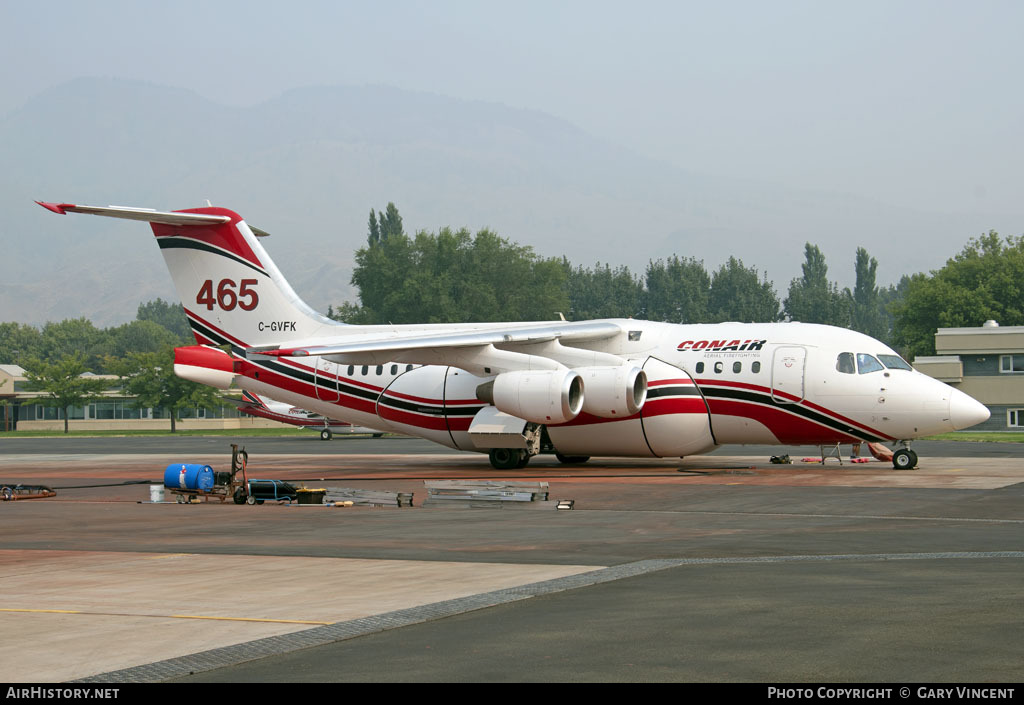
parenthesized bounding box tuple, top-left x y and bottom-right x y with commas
(892, 445, 919, 470)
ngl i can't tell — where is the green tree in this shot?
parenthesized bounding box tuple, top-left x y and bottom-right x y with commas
(366, 202, 403, 247)
(708, 257, 781, 322)
(565, 261, 644, 320)
(0, 322, 43, 364)
(21, 354, 112, 433)
(784, 244, 850, 326)
(644, 256, 710, 323)
(105, 349, 224, 432)
(892, 232, 1024, 359)
(37, 318, 106, 367)
(137, 298, 192, 341)
(849, 247, 888, 341)
(349, 225, 568, 323)
(101, 320, 184, 368)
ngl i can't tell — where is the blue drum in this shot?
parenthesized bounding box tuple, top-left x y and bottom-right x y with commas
(163, 463, 215, 491)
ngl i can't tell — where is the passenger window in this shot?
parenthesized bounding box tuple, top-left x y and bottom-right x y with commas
(752, 361, 761, 373)
(733, 361, 742, 373)
(347, 365, 354, 376)
(375, 365, 383, 375)
(361, 365, 368, 375)
(836, 352, 855, 374)
(714, 361, 723, 374)
(696, 362, 704, 374)
(857, 354, 885, 374)
(391, 364, 398, 375)
(406, 364, 414, 372)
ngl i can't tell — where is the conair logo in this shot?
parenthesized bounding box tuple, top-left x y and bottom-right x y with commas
(677, 339, 767, 352)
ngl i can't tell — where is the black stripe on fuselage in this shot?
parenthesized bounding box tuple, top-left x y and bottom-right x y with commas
(699, 384, 884, 442)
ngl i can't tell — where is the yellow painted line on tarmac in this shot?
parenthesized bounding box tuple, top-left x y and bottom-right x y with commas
(0, 608, 82, 614)
(0, 608, 328, 625)
(169, 614, 330, 625)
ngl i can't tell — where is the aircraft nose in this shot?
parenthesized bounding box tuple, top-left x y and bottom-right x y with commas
(949, 389, 990, 430)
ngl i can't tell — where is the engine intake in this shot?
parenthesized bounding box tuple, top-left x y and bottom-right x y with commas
(477, 369, 583, 424)
(576, 366, 647, 418)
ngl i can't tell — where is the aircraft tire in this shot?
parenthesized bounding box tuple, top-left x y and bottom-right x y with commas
(320, 429, 333, 441)
(233, 490, 247, 505)
(555, 453, 590, 465)
(488, 448, 523, 470)
(892, 448, 917, 470)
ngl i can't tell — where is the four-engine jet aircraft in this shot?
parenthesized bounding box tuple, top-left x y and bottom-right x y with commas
(37, 201, 990, 469)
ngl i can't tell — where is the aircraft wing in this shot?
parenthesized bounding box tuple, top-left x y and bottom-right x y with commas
(252, 320, 624, 361)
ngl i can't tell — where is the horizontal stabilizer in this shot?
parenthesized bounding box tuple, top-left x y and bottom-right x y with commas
(36, 201, 230, 226)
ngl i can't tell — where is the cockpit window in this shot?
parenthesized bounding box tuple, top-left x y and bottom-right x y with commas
(836, 352, 855, 374)
(857, 353, 885, 374)
(878, 354, 912, 371)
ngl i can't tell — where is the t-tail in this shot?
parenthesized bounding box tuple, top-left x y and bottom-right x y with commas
(36, 202, 341, 349)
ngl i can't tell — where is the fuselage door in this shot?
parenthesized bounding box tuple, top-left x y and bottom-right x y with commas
(771, 346, 806, 403)
(314, 356, 340, 403)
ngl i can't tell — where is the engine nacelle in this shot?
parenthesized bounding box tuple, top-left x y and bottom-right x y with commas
(576, 365, 647, 418)
(478, 369, 584, 424)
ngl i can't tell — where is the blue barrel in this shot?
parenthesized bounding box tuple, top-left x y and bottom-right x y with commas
(164, 463, 215, 491)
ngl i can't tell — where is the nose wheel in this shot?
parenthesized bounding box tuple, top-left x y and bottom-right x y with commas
(892, 447, 918, 470)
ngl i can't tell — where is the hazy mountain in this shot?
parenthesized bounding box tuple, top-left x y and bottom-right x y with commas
(1, 77, 1018, 326)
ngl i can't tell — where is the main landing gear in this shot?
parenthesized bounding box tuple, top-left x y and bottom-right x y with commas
(320, 429, 333, 441)
(488, 448, 531, 470)
(892, 444, 919, 470)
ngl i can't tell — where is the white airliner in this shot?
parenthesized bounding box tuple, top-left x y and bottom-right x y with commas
(232, 390, 382, 439)
(37, 201, 990, 470)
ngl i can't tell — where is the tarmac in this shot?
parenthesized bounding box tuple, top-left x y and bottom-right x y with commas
(1, 435, 1022, 683)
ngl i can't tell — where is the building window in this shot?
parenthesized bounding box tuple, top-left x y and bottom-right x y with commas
(1000, 355, 1024, 374)
(1009, 409, 1024, 428)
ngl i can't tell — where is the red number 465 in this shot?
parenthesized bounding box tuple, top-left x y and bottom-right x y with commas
(196, 279, 259, 311)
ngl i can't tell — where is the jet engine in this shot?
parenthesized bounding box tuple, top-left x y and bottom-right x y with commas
(576, 365, 647, 418)
(477, 369, 584, 424)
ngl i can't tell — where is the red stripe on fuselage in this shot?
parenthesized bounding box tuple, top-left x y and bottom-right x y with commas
(694, 377, 893, 440)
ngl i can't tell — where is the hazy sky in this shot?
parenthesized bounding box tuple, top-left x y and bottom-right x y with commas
(4, 0, 1023, 217)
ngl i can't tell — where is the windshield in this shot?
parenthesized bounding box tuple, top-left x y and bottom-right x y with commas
(878, 354, 913, 371)
(857, 353, 885, 374)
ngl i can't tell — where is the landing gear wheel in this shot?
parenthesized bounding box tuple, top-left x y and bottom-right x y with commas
(246, 494, 256, 505)
(488, 448, 524, 470)
(320, 429, 333, 441)
(233, 489, 247, 505)
(555, 453, 591, 465)
(893, 448, 918, 470)
(516, 453, 531, 468)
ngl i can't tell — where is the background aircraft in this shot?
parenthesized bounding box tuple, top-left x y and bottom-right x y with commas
(231, 390, 383, 440)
